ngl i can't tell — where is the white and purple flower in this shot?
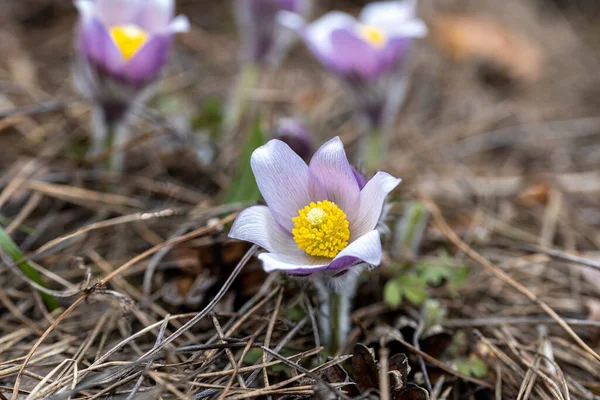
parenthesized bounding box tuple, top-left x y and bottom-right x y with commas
(229, 137, 401, 275)
(74, 0, 189, 87)
(280, 0, 426, 128)
(236, 0, 311, 65)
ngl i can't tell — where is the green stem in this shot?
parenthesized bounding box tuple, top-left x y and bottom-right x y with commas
(328, 289, 344, 354)
(0, 226, 58, 311)
(359, 127, 385, 173)
(315, 274, 359, 354)
(223, 62, 261, 140)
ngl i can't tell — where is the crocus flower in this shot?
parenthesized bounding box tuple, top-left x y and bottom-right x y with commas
(73, 0, 190, 115)
(280, 0, 426, 128)
(235, 0, 311, 65)
(229, 137, 401, 275)
(272, 118, 314, 160)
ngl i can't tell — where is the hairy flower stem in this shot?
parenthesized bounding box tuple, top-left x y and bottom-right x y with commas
(223, 62, 261, 140)
(315, 273, 359, 354)
(91, 103, 130, 183)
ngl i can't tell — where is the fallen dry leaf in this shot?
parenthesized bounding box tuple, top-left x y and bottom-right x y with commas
(432, 13, 542, 82)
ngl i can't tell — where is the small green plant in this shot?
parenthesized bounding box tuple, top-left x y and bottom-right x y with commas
(384, 250, 471, 307)
(0, 227, 58, 311)
(223, 119, 265, 204)
(455, 357, 488, 378)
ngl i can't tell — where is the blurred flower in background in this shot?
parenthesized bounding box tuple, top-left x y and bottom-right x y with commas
(272, 117, 314, 160)
(280, 0, 427, 169)
(236, 0, 311, 66)
(73, 0, 189, 170)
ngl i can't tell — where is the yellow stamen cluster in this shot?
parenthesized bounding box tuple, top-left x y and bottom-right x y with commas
(292, 200, 350, 258)
(358, 24, 387, 48)
(110, 24, 148, 61)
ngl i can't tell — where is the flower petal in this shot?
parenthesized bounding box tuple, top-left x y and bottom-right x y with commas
(95, 0, 142, 26)
(251, 139, 324, 232)
(135, 0, 175, 33)
(168, 15, 191, 33)
(352, 167, 367, 190)
(329, 28, 382, 79)
(328, 230, 382, 270)
(78, 17, 124, 73)
(74, 0, 95, 20)
(350, 172, 401, 238)
(228, 206, 302, 255)
(301, 11, 356, 60)
(123, 34, 171, 84)
(360, 0, 417, 27)
(309, 137, 360, 218)
(258, 252, 329, 274)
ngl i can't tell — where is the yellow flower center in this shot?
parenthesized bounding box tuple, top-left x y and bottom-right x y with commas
(358, 24, 387, 48)
(109, 24, 148, 61)
(292, 200, 350, 258)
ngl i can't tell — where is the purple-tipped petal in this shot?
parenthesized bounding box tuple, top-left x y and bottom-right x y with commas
(309, 137, 360, 218)
(229, 206, 302, 255)
(251, 139, 325, 232)
(328, 230, 382, 270)
(78, 17, 125, 74)
(377, 36, 412, 75)
(122, 34, 171, 84)
(96, 0, 142, 26)
(350, 172, 401, 238)
(258, 252, 329, 274)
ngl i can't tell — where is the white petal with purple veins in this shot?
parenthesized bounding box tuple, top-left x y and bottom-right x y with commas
(229, 206, 303, 255)
(350, 172, 401, 239)
(309, 137, 359, 219)
(251, 139, 325, 232)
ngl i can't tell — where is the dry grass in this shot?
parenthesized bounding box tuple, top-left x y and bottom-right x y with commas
(1, 0, 600, 398)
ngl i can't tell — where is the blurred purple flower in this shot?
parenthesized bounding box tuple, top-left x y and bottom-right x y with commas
(272, 118, 314, 160)
(73, 0, 189, 113)
(229, 137, 400, 276)
(236, 0, 311, 65)
(280, 0, 426, 128)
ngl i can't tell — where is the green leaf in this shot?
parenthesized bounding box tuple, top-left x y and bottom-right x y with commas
(0, 227, 58, 311)
(455, 358, 488, 378)
(384, 275, 428, 307)
(384, 279, 404, 307)
(243, 348, 263, 364)
(223, 119, 265, 204)
(422, 299, 447, 331)
(191, 97, 223, 139)
(284, 305, 306, 322)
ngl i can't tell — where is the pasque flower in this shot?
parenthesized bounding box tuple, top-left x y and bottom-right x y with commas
(229, 137, 401, 275)
(279, 0, 426, 128)
(73, 0, 189, 112)
(236, 0, 311, 65)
